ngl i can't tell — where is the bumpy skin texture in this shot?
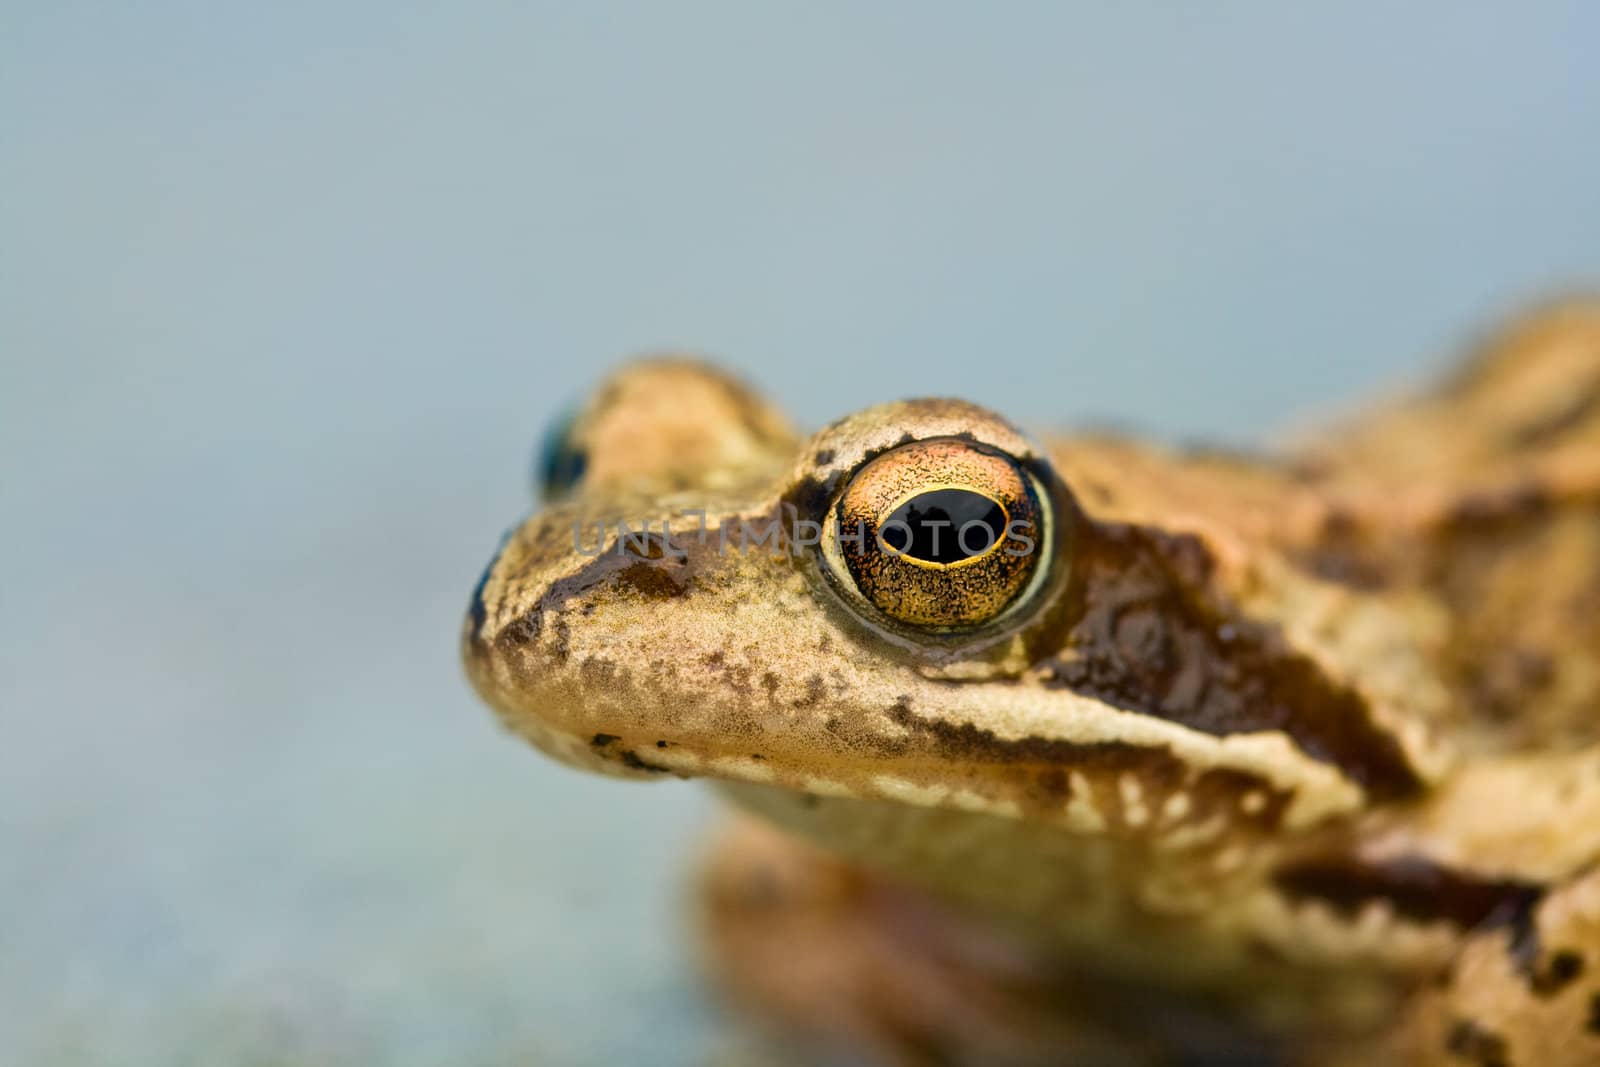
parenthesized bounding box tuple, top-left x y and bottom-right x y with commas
(1335, 866, 1600, 1067)
(463, 304, 1600, 1064)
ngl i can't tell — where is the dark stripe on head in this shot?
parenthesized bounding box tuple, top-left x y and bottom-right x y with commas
(1036, 521, 1424, 799)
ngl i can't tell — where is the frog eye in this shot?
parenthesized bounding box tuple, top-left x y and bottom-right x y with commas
(535, 408, 587, 502)
(826, 438, 1047, 629)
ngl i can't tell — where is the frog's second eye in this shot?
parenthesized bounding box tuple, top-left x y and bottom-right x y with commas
(828, 438, 1047, 630)
(535, 408, 587, 502)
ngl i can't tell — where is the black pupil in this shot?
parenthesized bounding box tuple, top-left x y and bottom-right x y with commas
(880, 488, 1006, 564)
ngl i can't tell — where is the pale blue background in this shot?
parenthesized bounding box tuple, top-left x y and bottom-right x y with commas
(3, 4, 1599, 1065)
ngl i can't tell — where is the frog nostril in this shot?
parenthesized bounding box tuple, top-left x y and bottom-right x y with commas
(466, 527, 515, 639)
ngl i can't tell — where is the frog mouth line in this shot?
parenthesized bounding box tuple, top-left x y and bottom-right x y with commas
(473, 511, 1425, 807)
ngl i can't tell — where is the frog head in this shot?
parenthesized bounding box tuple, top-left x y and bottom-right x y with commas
(464, 361, 1445, 855)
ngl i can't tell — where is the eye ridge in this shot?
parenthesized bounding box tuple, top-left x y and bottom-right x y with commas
(878, 484, 1010, 568)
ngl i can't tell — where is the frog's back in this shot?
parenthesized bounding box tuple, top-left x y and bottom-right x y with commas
(1299, 300, 1600, 752)
(1301, 298, 1600, 487)
(1042, 299, 1600, 753)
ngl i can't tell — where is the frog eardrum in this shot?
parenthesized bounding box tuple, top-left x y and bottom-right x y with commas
(822, 438, 1049, 629)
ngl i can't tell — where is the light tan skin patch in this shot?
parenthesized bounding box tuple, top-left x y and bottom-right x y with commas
(463, 301, 1600, 1062)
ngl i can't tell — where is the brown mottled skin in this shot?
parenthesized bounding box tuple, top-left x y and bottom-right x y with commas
(463, 302, 1600, 1065)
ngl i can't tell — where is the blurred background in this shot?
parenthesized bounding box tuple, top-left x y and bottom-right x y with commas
(3, 4, 1598, 1064)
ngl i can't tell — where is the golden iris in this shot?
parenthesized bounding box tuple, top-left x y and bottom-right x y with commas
(829, 439, 1045, 629)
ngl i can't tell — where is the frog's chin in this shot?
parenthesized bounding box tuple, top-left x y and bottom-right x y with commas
(461, 658, 664, 784)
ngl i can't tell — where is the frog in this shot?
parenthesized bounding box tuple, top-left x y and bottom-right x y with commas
(462, 299, 1600, 1066)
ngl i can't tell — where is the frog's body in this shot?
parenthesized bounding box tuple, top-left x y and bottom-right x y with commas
(463, 302, 1600, 1065)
